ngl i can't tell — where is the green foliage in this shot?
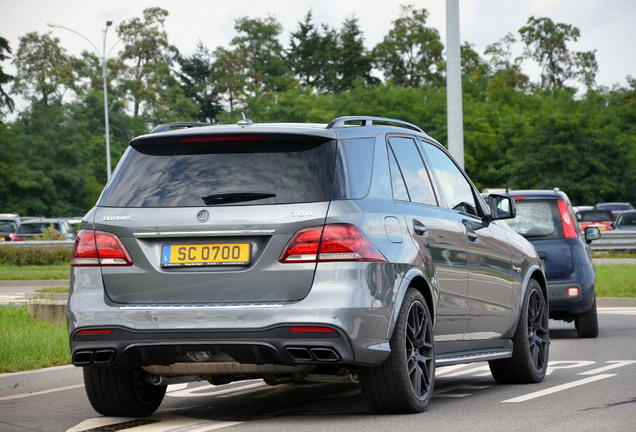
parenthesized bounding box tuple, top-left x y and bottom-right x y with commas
(1, 7, 635, 216)
(0, 245, 72, 265)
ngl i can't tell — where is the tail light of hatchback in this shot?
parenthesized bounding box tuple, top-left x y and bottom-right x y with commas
(279, 224, 387, 263)
(71, 229, 133, 266)
(557, 199, 578, 239)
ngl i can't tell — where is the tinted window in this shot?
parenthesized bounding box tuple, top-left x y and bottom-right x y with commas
(388, 137, 437, 206)
(388, 146, 410, 201)
(99, 136, 337, 207)
(506, 200, 563, 239)
(421, 142, 478, 216)
(332, 138, 374, 200)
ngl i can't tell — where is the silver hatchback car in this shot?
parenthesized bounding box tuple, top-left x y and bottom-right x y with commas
(68, 116, 548, 416)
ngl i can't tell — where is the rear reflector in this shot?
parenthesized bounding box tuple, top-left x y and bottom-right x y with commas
(71, 230, 133, 267)
(279, 224, 387, 263)
(76, 329, 113, 336)
(289, 326, 336, 332)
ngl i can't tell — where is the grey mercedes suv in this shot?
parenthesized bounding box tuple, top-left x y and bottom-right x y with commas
(68, 115, 548, 416)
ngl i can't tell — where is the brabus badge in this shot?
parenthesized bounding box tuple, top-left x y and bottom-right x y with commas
(197, 210, 210, 223)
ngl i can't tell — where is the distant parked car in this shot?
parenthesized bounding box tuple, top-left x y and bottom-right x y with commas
(595, 202, 634, 216)
(613, 210, 636, 230)
(576, 209, 615, 231)
(0, 214, 22, 241)
(11, 218, 76, 241)
(503, 189, 600, 338)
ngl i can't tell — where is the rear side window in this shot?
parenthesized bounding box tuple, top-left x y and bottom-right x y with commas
(506, 199, 564, 239)
(99, 135, 337, 207)
(332, 138, 374, 200)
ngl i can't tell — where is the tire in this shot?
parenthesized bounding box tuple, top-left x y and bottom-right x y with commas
(83, 367, 166, 417)
(359, 288, 435, 414)
(489, 279, 549, 384)
(575, 297, 599, 338)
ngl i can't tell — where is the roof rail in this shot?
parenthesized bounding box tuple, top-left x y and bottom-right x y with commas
(326, 116, 424, 133)
(151, 122, 215, 134)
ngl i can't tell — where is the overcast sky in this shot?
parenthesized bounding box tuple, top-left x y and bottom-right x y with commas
(1, 0, 634, 89)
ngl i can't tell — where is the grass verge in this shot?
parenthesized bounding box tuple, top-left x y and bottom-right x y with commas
(0, 304, 70, 373)
(595, 264, 636, 298)
(0, 264, 69, 280)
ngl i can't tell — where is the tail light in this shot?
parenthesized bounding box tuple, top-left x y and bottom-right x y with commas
(71, 229, 133, 267)
(557, 199, 578, 239)
(279, 224, 386, 263)
(11, 236, 25, 242)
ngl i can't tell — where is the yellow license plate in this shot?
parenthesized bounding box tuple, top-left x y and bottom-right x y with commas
(161, 243, 250, 267)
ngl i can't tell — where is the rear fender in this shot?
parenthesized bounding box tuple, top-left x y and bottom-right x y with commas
(387, 267, 438, 339)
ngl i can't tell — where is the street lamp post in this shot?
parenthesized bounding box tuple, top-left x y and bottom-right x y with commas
(48, 21, 114, 179)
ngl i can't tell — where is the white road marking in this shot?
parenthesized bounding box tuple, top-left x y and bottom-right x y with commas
(166, 381, 266, 398)
(502, 374, 616, 403)
(66, 415, 242, 432)
(577, 360, 636, 375)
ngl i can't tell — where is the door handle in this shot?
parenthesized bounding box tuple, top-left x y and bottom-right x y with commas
(413, 220, 428, 237)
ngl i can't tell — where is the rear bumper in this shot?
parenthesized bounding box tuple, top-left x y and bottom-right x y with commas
(547, 281, 595, 316)
(67, 264, 399, 370)
(69, 325, 356, 369)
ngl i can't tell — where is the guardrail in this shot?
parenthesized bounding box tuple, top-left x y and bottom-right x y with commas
(589, 230, 636, 250)
(0, 240, 74, 248)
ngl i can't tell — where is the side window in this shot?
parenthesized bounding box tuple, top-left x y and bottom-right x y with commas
(388, 146, 410, 201)
(421, 141, 478, 216)
(388, 137, 437, 206)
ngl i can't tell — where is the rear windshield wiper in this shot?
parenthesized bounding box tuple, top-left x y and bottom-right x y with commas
(202, 192, 276, 205)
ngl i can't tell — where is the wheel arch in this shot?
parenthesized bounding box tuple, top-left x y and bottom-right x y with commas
(387, 267, 437, 339)
(510, 264, 548, 336)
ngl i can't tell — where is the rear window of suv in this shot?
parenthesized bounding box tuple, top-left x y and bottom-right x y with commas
(505, 199, 564, 239)
(100, 134, 374, 208)
(99, 135, 339, 208)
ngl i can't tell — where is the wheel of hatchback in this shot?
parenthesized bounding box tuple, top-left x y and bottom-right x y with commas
(489, 279, 549, 384)
(575, 297, 599, 338)
(83, 367, 167, 417)
(359, 288, 435, 414)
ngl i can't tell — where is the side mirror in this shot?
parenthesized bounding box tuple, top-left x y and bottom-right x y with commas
(488, 194, 516, 221)
(585, 226, 601, 244)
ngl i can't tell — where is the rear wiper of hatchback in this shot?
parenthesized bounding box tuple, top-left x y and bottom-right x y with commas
(202, 192, 276, 205)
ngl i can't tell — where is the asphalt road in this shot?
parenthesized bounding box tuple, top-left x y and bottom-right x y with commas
(1, 307, 635, 432)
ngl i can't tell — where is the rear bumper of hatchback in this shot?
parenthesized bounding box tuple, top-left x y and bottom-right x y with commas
(547, 281, 595, 316)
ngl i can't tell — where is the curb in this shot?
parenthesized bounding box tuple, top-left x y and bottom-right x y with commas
(0, 365, 83, 399)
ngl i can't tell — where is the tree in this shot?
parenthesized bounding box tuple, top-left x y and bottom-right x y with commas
(519, 16, 598, 90)
(485, 33, 529, 92)
(0, 35, 15, 114)
(372, 5, 445, 88)
(212, 46, 245, 113)
(336, 16, 377, 91)
(12, 32, 76, 106)
(229, 15, 292, 98)
(287, 11, 338, 91)
(177, 42, 222, 122)
(117, 7, 179, 119)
